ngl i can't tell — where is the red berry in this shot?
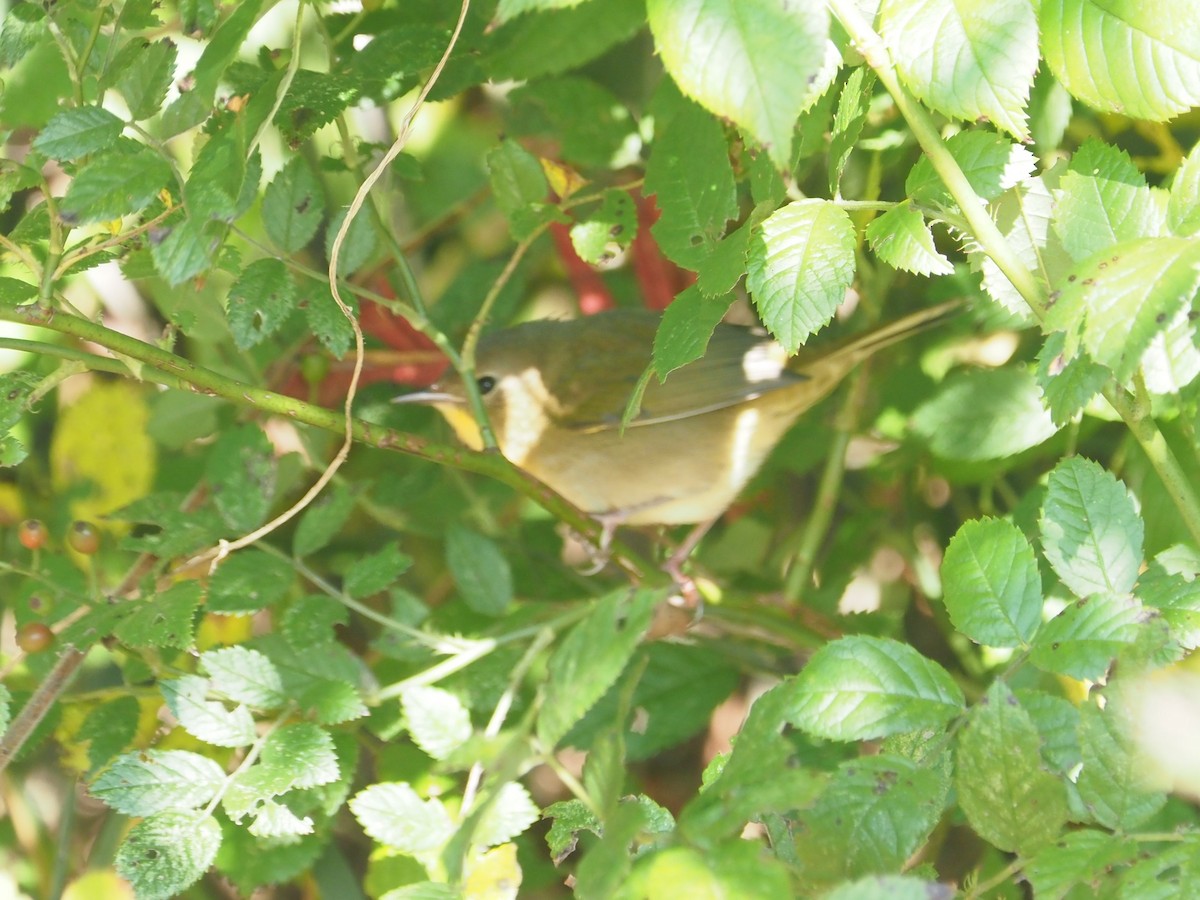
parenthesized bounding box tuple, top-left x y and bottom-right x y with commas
(68, 521, 100, 555)
(17, 622, 54, 654)
(18, 519, 47, 551)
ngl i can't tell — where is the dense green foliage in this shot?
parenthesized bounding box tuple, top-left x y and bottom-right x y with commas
(2, 0, 1200, 897)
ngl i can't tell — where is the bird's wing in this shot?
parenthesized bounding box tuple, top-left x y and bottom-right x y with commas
(555, 324, 807, 432)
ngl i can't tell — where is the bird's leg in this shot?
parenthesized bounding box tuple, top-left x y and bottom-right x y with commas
(662, 517, 719, 611)
(557, 510, 628, 575)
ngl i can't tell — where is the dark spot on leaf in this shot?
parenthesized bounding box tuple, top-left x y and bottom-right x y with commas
(1156, 313, 1167, 324)
(1068, 274, 1077, 282)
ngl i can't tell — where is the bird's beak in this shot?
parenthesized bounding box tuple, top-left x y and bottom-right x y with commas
(391, 389, 463, 406)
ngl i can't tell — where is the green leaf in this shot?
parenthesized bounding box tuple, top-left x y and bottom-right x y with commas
(496, 0, 588, 20)
(786, 635, 965, 741)
(569, 189, 637, 265)
(161, 0, 266, 135)
(116, 491, 226, 559)
(401, 686, 472, 761)
(1076, 701, 1166, 830)
(113, 38, 177, 121)
(202, 646, 286, 710)
(696, 218, 753, 298)
(325, 206, 380, 276)
(1035, 332, 1111, 426)
(795, 753, 949, 882)
(295, 680, 367, 726)
(115, 812, 221, 900)
(204, 424, 277, 532)
(345, 542, 413, 598)
(207, 550, 295, 614)
(647, 0, 829, 170)
(1137, 545, 1200, 649)
(226, 258, 299, 350)
(1046, 237, 1200, 384)
(1142, 305, 1200, 395)
(282, 594, 349, 648)
(574, 799, 648, 900)
(865, 203, 954, 277)
(1053, 139, 1168, 263)
(881, 0, 1038, 140)
(538, 589, 659, 748)
(544, 799, 600, 863)
(185, 133, 248, 222)
(746, 199, 856, 353)
(33, 106, 125, 161)
(0, 685, 10, 739)
(78, 696, 140, 778)
(475, 782, 540, 849)
(625, 841, 792, 900)
(350, 783, 454, 854)
(61, 143, 173, 224)
(92, 750, 225, 816)
(829, 67, 876, 195)
(161, 675, 257, 748)
(485, 0, 645, 81)
(445, 525, 513, 617)
(304, 288, 356, 358)
(643, 92, 737, 269)
(911, 367, 1059, 461)
(822, 877, 955, 900)
(486, 138, 558, 241)
(1030, 594, 1143, 680)
(0, 277, 38, 306)
(262, 156, 326, 252)
(292, 483, 356, 558)
(509, 77, 639, 169)
(1025, 829, 1138, 900)
(223, 723, 339, 823)
(1168, 139, 1200, 236)
(1040, 457, 1143, 598)
(0, 4, 48, 68)
(1039, 0, 1200, 121)
(150, 216, 222, 287)
(942, 517, 1043, 648)
(955, 681, 1068, 855)
(112, 582, 201, 649)
(907, 131, 1037, 207)
(652, 284, 734, 380)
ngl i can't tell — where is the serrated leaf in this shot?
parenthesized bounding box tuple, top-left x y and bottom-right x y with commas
(647, 0, 829, 170)
(651, 284, 734, 380)
(282, 594, 348, 647)
(226, 257, 298, 349)
(1030, 594, 1143, 680)
(510, 77, 639, 169)
(569, 189, 637, 265)
(1076, 701, 1166, 830)
(247, 800, 313, 840)
(538, 589, 658, 748)
(325, 206, 380, 277)
(487, 139, 559, 240)
(485, 0, 645, 81)
(0, 277, 38, 307)
(222, 723, 339, 821)
(0, 4, 48, 68)
(112, 581, 201, 649)
(0, 685, 10, 739)
(476, 782, 540, 849)
(162, 675, 257, 748)
(795, 753, 949, 882)
(115, 812, 221, 900)
(207, 549, 295, 614)
(746, 199, 856, 353)
(1168, 139, 1200, 236)
(907, 131, 1037, 207)
(304, 288, 356, 358)
(881, 0, 1037, 140)
(1142, 305, 1200, 394)
(643, 93, 737, 269)
(61, 143, 173, 224)
(1053, 139, 1168, 264)
(955, 681, 1068, 855)
(1137, 545, 1200, 649)
(1035, 331, 1112, 426)
(942, 517, 1043, 648)
(184, 132, 246, 222)
(786, 635, 964, 741)
(1039, 0, 1200, 121)
(1040, 457, 1143, 598)
(401, 686, 472, 760)
(292, 483, 356, 558)
(445, 526, 512, 616)
(829, 67, 875, 195)
(345, 542, 413, 599)
(204, 424, 276, 532)
(1026, 829, 1138, 900)
(295, 680, 367, 725)
(150, 216, 222, 287)
(91, 750, 225, 816)
(696, 218, 753, 297)
(624, 840, 792, 900)
(202, 646, 286, 710)
(262, 156, 325, 252)
(865, 203, 954, 277)
(350, 783, 455, 854)
(912, 367, 1058, 461)
(114, 38, 177, 121)
(496, 0, 587, 20)
(34, 106, 125, 161)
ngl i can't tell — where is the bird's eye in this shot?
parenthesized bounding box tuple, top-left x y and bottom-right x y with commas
(477, 375, 497, 395)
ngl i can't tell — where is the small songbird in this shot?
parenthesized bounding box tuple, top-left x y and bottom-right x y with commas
(394, 301, 959, 566)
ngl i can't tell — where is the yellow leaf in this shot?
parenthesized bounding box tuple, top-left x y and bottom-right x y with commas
(540, 159, 587, 200)
(63, 869, 136, 900)
(54, 704, 92, 775)
(197, 612, 253, 649)
(0, 482, 26, 525)
(463, 843, 521, 900)
(50, 380, 155, 530)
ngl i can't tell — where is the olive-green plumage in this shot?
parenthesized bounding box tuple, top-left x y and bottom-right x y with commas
(397, 302, 958, 525)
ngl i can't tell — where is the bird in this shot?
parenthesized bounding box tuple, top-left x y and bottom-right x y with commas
(395, 301, 959, 574)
